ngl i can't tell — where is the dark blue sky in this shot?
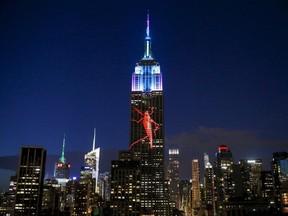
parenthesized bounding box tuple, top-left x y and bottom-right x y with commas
(1, 0, 288, 188)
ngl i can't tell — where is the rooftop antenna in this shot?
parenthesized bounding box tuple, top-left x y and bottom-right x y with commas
(144, 11, 152, 59)
(60, 134, 66, 163)
(146, 11, 150, 38)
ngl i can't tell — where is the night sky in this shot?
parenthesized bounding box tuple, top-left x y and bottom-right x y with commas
(1, 0, 288, 190)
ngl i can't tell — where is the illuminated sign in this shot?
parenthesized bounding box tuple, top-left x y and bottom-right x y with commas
(130, 106, 160, 149)
(218, 145, 228, 152)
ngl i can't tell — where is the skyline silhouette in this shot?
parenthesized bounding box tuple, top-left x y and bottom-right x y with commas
(0, 0, 288, 190)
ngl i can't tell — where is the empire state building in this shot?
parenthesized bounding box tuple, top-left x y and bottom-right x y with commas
(129, 13, 168, 215)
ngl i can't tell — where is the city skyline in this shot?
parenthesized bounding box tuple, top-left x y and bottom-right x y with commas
(1, 0, 288, 190)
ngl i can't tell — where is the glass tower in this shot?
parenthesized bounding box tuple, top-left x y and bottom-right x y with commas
(129, 13, 167, 215)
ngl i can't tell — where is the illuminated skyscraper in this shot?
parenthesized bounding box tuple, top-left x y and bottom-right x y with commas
(85, 128, 100, 193)
(129, 13, 168, 215)
(203, 153, 216, 216)
(191, 159, 201, 216)
(239, 159, 262, 199)
(214, 145, 234, 216)
(54, 134, 70, 185)
(167, 148, 180, 209)
(14, 146, 46, 216)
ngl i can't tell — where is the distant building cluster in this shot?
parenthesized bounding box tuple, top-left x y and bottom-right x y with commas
(1, 14, 288, 216)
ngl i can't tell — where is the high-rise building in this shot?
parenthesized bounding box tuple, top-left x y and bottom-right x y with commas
(42, 178, 63, 215)
(191, 159, 201, 216)
(54, 134, 70, 185)
(99, 172, 110, 203)
(260, 171, 274, 207)
(272, 152, 288, 213)
(129, 13, 168, 215)
(0, 175, 17, 215)
(167, 148, 180, 209)
(14, 146, 46, 216)
(239, 159, 262, 199)
(110, 151, 141, 215)
(85, 128, 100, 193)
(214, 145, 234, 216)
(203, 153, 216, 216)
(67, 166, 97, 216)
(179, 180, 192, 215)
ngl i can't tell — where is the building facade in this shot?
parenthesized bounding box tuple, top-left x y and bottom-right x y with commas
(191, 159, 201, 216)
(85, 128, 100, 193)
(214, 145, 234, 216)
(204, 153, 216, 216)
(14, 146, 46, 216)
(272, 152, 288, 213)
(110, 151, 141, 215)
(167, 148, 180, 209)
(239, 159, 262, 199)
(179, 180, 192, 215)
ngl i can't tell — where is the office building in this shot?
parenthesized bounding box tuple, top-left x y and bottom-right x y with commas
(191, 159, 201, 216)
(179, 180, 192, 215)
(239, 159, 262, 199)
(203, 153, 216, 216)
(85, 128, 100, 193)
(272, 152, 288, 213)
(261, 170, 274, 208)
(110, 151, 141, 215)
(167, 148, 180, 209)
(14, 146, 46, 216)
(99, 172, 110, 203)
(214, 145, 234, 216)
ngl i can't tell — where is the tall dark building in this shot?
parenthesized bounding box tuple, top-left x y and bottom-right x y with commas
(260, 171, 274, 207)
(214, 145, 234, 216)
(179, 180, 192, 215)
(203, 153, 216, 216)
(110, 151, 141, 215)
(239, 159, 262, 199)
(272, 152, 288, 213)
(167, 149, 180, 209)
(129, 13, 168, 215)
(14, 146, 46, 216)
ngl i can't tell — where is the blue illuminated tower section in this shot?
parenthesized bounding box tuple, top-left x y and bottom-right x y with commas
(130, 13, 167, 215)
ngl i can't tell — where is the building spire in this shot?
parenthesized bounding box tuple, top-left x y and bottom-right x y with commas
(146, 12, 150, 38)
(60, 134, 66, 163)
(143, 11, 152, 59)
(92, 128, 96, 151)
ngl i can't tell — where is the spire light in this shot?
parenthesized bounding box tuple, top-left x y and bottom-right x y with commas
(60, 134, 66, 163)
